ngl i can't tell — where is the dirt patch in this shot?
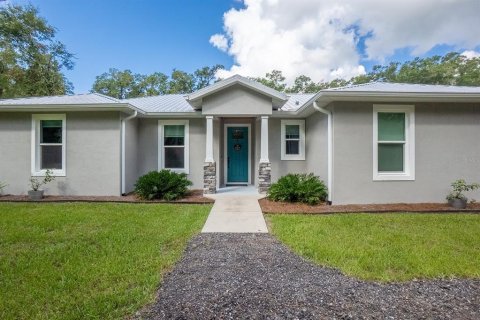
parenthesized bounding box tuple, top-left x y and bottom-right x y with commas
(259, 198, 480, 214)
(0, 189, 214, 204)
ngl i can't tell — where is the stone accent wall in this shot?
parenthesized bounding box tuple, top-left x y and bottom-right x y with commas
(203, 162, 216, 194)
(258, 162, 271, 194)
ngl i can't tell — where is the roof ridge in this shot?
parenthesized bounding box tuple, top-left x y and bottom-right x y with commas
(91, 92, 123, 103)
(0, 92, 98, 102)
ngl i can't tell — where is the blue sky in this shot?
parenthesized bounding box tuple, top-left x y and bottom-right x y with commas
(14, 0, 242, 93)
(9, 0, 480, 93)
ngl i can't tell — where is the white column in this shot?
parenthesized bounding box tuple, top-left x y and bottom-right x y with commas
(260, 116, 269, 163)
(205, 116, 215, 163)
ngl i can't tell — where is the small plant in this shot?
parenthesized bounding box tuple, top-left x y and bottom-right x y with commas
(267, 173, 328, 205)
(446, 179, 480, 201)
(446, 179, 479, 209)
(134, 169, 192, 200)
(0, 181, 7, 194)
(30, 169, 56, 191)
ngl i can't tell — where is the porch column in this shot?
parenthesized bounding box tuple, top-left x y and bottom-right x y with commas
(203, 116, 216, 194)
(258, 116, 271, 194)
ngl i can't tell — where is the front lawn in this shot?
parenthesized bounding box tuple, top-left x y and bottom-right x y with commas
(0, 203, 211, 320)
(267, 213, 480, 282)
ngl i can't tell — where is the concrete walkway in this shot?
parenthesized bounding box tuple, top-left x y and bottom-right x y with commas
(201, 189, 268, 233)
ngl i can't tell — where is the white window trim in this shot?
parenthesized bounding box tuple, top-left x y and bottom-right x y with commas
(281, 119, 305, 160)
(158, 120, 189, 174)
(31, 114, 66, 177)
(373, 105, 415, 181)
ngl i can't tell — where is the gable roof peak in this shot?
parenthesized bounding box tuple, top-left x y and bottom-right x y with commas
(187, 74, 288, 108)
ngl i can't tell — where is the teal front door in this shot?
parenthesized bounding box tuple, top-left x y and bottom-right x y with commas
(227, 126, 249, 183)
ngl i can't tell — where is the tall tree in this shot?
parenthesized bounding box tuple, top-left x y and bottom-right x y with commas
(168, 69, 195, 94)
(92, 69, 136, 99)
(0, 5, 74, 98)
(254, 70, 287, 92)
(193, 64, 224, 90)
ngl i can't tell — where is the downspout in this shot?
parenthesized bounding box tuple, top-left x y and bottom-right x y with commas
(313, 101, 333, 204)
(121, 110, 137, 195)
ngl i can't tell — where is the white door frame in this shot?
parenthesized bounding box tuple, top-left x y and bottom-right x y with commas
(224, 123, 251, 185)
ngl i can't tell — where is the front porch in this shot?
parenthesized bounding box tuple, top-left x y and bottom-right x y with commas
(203, 115, 271, 195)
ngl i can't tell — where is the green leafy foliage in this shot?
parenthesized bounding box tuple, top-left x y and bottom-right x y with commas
(134, 170, 193, 200)
(0, 181, 7, 193)
(29, 169, 55, 191)
(446, 179, 480, 201)
(0, 5, 74, 98)
(92, 64, 224, 98)
(254, 52, 480, 93)
(267, 173, 328, 205)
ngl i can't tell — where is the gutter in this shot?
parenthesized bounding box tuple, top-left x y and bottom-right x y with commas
(313, 101, 333, 203)
(121, 110, 138, 195)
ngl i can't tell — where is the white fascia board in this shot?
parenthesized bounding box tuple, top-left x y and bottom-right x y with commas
(187, 75, 288, 103)
(139, 111, 203, 118)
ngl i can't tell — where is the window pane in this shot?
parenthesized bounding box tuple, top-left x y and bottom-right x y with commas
(41, 120, 62, 143)
(378, 143, 404, 172)
(285, 125, 300, 139)
(164, 125, 184, 137)
(41, 145, 62, 169)
(378, 113, 405, 141)
(164, 147, 184, 168)
(164, 137, 184, 146)
(286, 140, 299, 155)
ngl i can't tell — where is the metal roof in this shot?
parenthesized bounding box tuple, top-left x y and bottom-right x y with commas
(1, 80, 479, 115)
(324, 82, 480, 93)
(0, 93, 121, 105)
(280, 94, 316, 111)
(125, 94, 195, 113)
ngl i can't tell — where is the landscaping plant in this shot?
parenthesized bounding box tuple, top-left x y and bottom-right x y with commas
(267, 173, 328, 205)
(134, 169, 192, 200)
(29, 169, 55, 191)
(0, 181, 7, 194)
(446, 179, 479, 205)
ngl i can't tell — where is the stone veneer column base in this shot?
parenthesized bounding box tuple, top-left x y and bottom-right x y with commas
(258, 162, 271, 194)
(203, 162, 216, 194)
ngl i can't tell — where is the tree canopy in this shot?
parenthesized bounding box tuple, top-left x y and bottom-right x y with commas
(0, 5, 74, 98)
(254, 52, 480, 93)
(91, 65, 224, 99)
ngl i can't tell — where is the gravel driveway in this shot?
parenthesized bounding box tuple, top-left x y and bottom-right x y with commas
(140, 234, 479, 319)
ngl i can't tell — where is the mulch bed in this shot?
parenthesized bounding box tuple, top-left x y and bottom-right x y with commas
(138, 234, 480, 319)
(0, 190, 214, 204)
(259, 198, 480, 214)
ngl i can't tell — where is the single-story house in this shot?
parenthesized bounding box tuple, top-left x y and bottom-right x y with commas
(1, 75, 479, 204)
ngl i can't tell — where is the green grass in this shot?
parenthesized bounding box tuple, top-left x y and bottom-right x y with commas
(267, 213, 480, 282)
(0, 202, 211, 320)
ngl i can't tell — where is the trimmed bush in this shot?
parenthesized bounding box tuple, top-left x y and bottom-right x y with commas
(134, 170, 192, 200)
(267, 173, 328, 205)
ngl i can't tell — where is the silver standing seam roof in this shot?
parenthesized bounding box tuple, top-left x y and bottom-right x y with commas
(1, 80, 480, 114)
(0, 93, 121, 105)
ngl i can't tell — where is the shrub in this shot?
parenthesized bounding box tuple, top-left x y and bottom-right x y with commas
(446, 179, 480, 201)
(267, 173, 328, 205)
(134, 170, 192, 200)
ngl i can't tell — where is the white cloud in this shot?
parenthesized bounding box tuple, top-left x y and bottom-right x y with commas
(461, 50, 480, 59)
(209, 34, 229, 52)
(212, 0, 480, 83)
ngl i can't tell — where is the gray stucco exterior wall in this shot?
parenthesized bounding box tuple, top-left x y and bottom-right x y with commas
(306, 111, 329, 183)
(124, 117, 138, 193)
(268, 118, 308, 182)
(0, 112, 121, 196)
(136, 117, 206, 189)
(332, 102, 480, 204)
(202, 86, 273, 115)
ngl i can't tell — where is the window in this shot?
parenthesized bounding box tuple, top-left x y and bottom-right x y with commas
(158, 120, 189, 173)
(31, 114, 66, 176)
(281, 120, 305, 160)
(373, 105, 415, 180)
